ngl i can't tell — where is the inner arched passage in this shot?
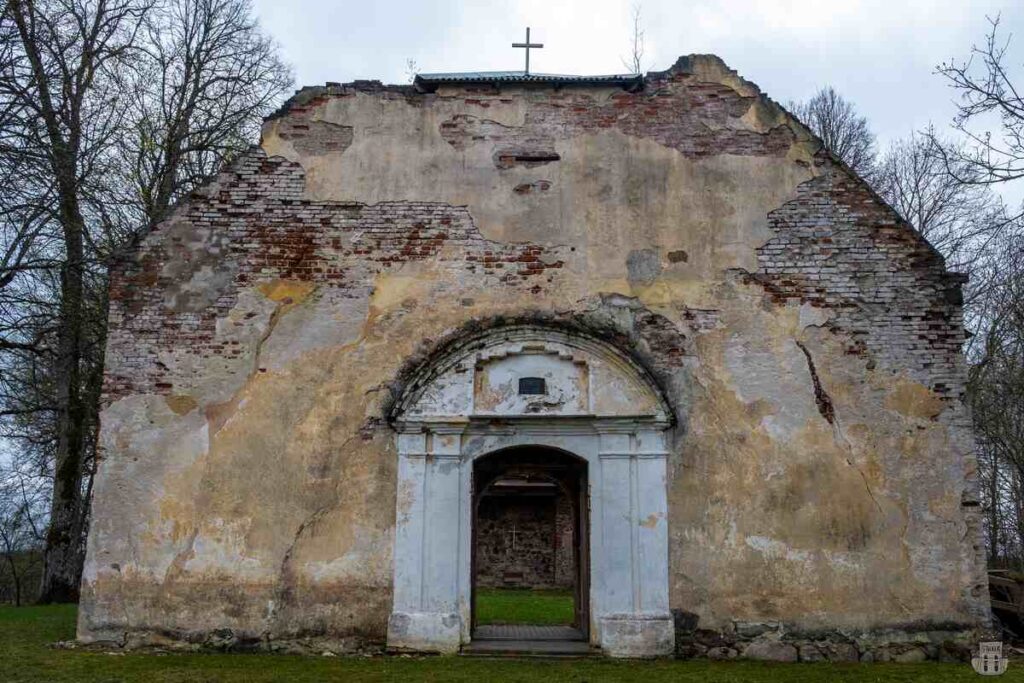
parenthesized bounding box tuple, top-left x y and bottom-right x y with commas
(472, 446, 589, 642)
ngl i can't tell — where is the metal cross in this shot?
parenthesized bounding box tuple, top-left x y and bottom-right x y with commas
(508, 522, 518, 551)
(512, 27, 543, 75)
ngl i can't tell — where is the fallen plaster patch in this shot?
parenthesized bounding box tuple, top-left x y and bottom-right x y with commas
(798, 302, 832, 330)
(257, 279, 316, 305)
(883, 378, 946, 420)
(165, 395, 198, 416)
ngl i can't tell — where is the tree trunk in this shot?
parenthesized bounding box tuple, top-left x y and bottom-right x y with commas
(38, 189, 87, 604)
(5, 0, 90, 605)
(3, 551, 21, 607)
(12, 560, 21, 607)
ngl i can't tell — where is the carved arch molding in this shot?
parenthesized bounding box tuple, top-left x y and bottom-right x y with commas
(387, 325, 675, 657)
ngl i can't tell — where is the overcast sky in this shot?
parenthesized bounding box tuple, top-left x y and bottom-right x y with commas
(253, 0, 1024, 200)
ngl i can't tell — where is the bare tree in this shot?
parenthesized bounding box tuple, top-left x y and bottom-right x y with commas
(874, 133, 1013, 300)
(970, 238, 1024, 565)
(2, 0, 149, 604)
(790, 86, 877, 180)
(0, 462, 46, 605)
(931, 14, 1024, 571)
(405, 57, 418, 84)
(621, 3, 645, 76)
(933, 15, 1024, 195)
(122, 0, 292, 227)
(0, 0, 291, 604)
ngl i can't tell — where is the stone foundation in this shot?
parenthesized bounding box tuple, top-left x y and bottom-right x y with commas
(72, 617, 986, 662)
(672, 611, 985, 662)
(72, 627, 383, 656)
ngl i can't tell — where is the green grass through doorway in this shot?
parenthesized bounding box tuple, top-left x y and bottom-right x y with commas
(475, 588, 575, 625)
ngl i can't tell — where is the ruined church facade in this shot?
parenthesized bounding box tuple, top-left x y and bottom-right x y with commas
(79, 55, 989, 659)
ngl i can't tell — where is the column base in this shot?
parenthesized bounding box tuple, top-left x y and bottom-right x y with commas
(387, 611, 462, 654)
(599, 614, 675, 658)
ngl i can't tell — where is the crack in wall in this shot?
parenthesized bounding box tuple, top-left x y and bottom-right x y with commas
(795, 339, 883, 515)
(162, 527, 199, 585)
(251, 303, 288, 377)
(850, 459, 885, 516)
(795, 340, 834, 424)
(266, 503, 335, 634)
(110, 562, 133, 646)
(265, 432, 360, 635)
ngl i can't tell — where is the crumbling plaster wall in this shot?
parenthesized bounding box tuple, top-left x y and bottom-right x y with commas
(79, 54, 987, 651)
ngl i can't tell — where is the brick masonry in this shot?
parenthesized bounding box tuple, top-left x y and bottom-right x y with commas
(753, 155, 969, 401)
(103, 153, 567, 404)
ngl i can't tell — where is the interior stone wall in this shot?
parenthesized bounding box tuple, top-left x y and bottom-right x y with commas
(553, 493, 574, 588)
(475, 489, 575, 589)
(77, 54, 989, 658)
(476, 495, 556, 588)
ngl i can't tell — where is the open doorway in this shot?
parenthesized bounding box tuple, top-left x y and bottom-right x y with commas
(471, 447, 589, 643)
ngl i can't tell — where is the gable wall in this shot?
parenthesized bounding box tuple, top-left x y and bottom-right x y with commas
(79, 55, 988, 656)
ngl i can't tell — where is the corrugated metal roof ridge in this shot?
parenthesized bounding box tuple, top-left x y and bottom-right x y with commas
(415, 71, 642, 87)
(418, 71, 638, 81)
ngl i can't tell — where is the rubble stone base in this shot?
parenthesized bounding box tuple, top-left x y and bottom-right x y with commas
(672, 611, 987, 663)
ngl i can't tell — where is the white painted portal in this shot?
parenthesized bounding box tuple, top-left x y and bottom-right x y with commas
(387, 326, 674, 657)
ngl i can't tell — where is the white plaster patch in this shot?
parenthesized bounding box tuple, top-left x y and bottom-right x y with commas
(799, 302, 833, 330)
(304, 528, 394, 584)
(822, 549, 864, 573)
(84, 396, 209, 582)
(758, 413, 790, 441)
(723, 333, 817, 439)
(745, 535, 812, 563)
(259, 287, 371, 372)
(186, 517, 270, 580)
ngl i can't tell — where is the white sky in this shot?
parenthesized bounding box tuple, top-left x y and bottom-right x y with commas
(253, 0, 1024, 201)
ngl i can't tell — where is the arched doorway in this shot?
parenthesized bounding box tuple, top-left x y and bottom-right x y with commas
(385, 324, 675, 657)
(471, 447, 589, 645)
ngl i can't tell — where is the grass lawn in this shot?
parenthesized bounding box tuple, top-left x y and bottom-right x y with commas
(1, 605, 1020, 682)
(475, 588, 575, 625)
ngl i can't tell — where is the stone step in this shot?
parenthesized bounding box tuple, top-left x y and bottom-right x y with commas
(473, 624, 585, 641)
(461, 639, 598, 658)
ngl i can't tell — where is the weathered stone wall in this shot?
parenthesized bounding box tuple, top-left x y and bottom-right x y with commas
(79, 54, 988, 656)
(553, 493, 575, 588)
(476, 494, 566, 589)
(475, 489, 575, 589)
